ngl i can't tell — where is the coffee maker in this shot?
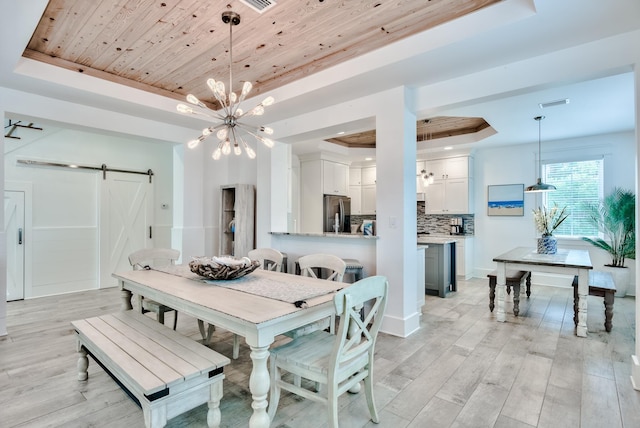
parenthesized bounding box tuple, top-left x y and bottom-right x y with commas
(450, 217, 464, 235)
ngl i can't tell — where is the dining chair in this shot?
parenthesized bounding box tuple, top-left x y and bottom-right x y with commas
(248, 247, 284, 272)
(128, 248, 180, 330)
(268, 275, 389, 427)
(289, 253, 347, 338)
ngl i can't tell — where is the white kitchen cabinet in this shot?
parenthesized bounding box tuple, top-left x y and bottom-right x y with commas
(423, 156, 473, 214)
(349, 167, 361, 185)
(349, 185, 362, 214)
(425, 156, 470, 180)
(424, 178, 471, 214)
(361, 184, 376, 214)
(361, 166, 376, 185)
(323, 160, 349, 196)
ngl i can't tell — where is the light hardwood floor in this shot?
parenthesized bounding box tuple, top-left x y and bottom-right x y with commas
(1, 278, 639, 428)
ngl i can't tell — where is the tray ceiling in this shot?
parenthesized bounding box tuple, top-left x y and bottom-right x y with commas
(325, 116, 491, 148)
(23, 0, 500, 109)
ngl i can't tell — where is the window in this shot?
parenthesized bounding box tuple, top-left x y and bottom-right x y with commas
(542, 158, 603, 237)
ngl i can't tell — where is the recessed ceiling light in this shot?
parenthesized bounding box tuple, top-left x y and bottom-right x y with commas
(337, 131, 345, 135)
(539, 98, 570, 109)
(365, 157, 373, 161)
(443, 146, 453, 150)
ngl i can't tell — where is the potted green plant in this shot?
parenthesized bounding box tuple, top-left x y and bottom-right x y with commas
(582, 187, 635, 296)
(532, 204, 569, 254)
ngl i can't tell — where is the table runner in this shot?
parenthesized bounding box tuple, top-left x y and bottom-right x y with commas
(152, 265, 342, 306)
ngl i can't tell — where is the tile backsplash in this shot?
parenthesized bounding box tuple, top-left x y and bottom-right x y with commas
(350, 203, 474, 236)
(417, 202, 475, 235)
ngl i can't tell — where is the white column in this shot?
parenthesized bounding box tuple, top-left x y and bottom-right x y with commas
(631, 65, 640, 390)
(376, 87, 420, 337)
(172, 143, 206, 259)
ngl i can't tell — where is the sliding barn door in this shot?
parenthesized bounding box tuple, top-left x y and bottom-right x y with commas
(4, 191, 25, 300)
(99, 172, 154, 288)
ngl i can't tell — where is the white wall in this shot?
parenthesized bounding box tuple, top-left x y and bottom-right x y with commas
(472, 131, 636, 294)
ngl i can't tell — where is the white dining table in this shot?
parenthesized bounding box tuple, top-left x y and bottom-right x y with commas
(113, 267, 345, 428)
(493, 247, 593, 337)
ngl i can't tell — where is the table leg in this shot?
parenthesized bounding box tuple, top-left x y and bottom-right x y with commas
(249, 345, 271, 428)
(496, 263, 507, 322)
(120, 283, 133, 311)
(576, 269, 589, 337)
(513, 282, 521, 317)
(604, 291, 614, 332)
(489, 278, 496, 312)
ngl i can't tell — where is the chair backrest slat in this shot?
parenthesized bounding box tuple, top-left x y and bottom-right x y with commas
(331, 276, 388, 375)
(128, 248, 180, 270)
(298, 254, 346, 282)
(248, 248, 284, 272)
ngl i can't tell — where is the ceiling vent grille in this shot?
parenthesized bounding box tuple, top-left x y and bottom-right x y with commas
(539, 98, 570, 109)
(240, 0, 277, 14)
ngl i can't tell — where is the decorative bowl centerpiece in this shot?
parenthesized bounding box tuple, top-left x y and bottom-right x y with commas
(189, 256, 260, 280)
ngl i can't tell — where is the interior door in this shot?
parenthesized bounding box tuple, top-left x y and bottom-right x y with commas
(4, 191, 25, 300)
(99, 172, 154, 288)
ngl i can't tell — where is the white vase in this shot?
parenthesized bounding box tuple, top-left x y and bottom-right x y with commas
(601, 265, 630, 297)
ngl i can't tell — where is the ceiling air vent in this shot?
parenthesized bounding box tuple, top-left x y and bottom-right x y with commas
(240, 0, 277, 14)
(539, 98, 570, 109)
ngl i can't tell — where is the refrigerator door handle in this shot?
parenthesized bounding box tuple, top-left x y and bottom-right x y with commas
(339, 199, 344, 232)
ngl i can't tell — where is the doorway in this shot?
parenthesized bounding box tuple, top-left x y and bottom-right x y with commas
(4, 190, 25, 301)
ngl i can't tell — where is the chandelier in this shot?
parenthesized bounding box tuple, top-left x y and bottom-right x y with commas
(176, 11, 274, 160)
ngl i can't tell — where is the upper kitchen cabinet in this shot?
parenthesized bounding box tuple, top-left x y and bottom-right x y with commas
(349, 167, 362, 186)
(361, 166, 376, 185)
(423, 156, 474, 214)
(323, 160, 349, 196)
(425, 156, 471, 180)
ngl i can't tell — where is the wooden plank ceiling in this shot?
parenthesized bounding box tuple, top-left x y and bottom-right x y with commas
(326, 116, 491, 147)
(24, 0, 500, 108)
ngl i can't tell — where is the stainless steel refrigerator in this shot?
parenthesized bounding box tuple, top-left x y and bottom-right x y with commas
(323, 195, 351, 233)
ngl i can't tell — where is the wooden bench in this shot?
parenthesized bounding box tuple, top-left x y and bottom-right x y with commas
(72, 311, 230, 428)
(572, 271, 616, 332)
(487, 270, 531, 316)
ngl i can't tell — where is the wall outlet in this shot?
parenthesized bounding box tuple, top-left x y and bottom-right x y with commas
(389, 216, 397, 228)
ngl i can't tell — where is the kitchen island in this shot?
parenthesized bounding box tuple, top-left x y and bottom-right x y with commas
(417, 235, 457, 297)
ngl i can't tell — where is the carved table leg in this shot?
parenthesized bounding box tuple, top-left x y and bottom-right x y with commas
(489, 279, 496, 312)
(77, 341, 88, 381)
(573, 276, 579, 326)
(603, 291, 614, 332)
(576, 270, 589, 337)
(207, 379, 223, 428)
(249, 345, 271, 428)
(525, 273, 532, 297)
(513, 283, 521, 317)
(120, 284, 133, 311)
(496, 263, 506, 322)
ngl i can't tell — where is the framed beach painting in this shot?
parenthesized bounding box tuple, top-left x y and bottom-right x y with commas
(487, 184, 524, 216)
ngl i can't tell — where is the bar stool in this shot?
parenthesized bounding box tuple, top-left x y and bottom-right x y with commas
(343, 258, 364, 283)
(294, 257, 363, 283)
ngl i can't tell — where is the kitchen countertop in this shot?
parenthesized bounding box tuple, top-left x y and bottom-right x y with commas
(417, 236, 457, 245)
(270, 231, 378, 239)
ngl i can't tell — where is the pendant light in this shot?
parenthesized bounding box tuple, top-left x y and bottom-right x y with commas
(525, 115, 556, 192)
